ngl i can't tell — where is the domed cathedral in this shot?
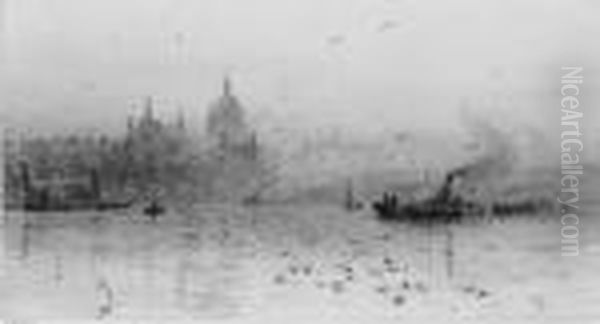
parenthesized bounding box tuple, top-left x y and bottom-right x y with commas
(206, 77, 258, 160)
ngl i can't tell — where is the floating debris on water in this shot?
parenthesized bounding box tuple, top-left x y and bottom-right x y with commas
(331, 280, 345, 294)
(392, 294, 406, 307)
(274, 274, 287, 285)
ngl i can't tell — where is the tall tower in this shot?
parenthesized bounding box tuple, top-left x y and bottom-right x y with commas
(223, 76, 232, 97)
(138, 96, 163, 135)
(143, 96, 154, 123)
(248, 131, 258, 160)
(127, 115, 135, 134)
(176, 107, 185, 130)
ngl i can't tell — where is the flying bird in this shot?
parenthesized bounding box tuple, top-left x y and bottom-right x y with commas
(377, 20, 401, 33)
(394, 131, 412, 144)
(326, 34, 346, 46)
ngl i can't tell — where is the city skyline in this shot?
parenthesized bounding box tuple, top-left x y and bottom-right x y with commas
(2, 0, 598, 137)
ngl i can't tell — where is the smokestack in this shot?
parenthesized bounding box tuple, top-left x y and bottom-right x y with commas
(19, 160, 31, 197)
(90, 168, 101, 202)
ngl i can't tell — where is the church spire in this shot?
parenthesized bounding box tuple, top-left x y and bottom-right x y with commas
(176, 107, 185, 130)
(143, 96, 154, 122)
(127, 114, 134, 133)
(223, 76, 232, 97)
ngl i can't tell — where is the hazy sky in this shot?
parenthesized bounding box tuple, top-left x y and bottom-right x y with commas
(0, 0, 598, 139)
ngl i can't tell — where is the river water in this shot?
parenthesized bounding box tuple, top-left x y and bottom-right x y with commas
(1, 203, 599, 323)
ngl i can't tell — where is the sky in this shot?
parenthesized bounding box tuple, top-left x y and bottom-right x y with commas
(0, 0, 598, 145)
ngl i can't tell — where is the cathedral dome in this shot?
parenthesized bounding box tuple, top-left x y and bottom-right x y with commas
(206, 77, 248, 140)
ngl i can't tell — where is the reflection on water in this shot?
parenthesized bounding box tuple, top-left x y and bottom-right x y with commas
(1, 206, 599, 322)
(0, 209, 261, 320)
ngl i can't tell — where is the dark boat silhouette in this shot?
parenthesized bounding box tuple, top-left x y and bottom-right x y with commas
(372, 167, 555, 224)
(143, 199, 166, 220)
(372, 170, 484, 224)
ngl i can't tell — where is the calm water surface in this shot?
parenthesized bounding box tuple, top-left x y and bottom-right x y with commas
(1, 204, 598, 323)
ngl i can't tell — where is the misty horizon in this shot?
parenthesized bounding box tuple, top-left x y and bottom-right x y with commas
(1, 0, 598, 138)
